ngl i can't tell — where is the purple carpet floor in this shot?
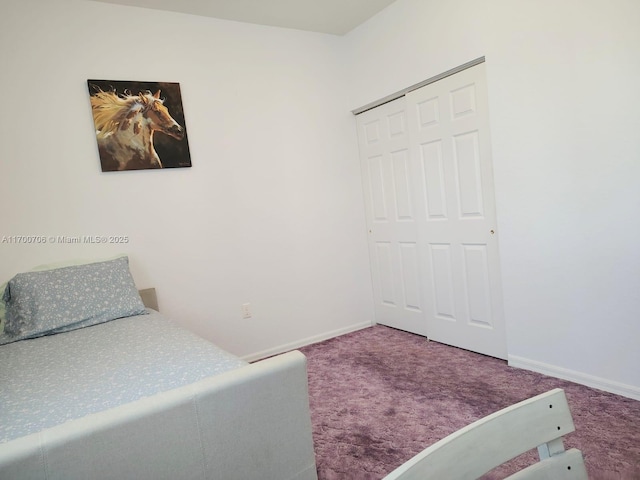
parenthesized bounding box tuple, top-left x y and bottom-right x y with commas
(299, 325, 640, 480)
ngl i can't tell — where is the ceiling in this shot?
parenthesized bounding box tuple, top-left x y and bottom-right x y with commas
(90, 0, 398, 35)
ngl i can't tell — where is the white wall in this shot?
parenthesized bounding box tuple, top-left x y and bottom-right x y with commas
(346, 0, 640, 397)
(0, 0, 374, 359)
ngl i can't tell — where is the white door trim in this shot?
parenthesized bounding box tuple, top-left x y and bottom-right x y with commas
(352, 57, 486, 116)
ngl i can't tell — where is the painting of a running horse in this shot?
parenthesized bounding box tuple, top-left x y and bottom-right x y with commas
(87, 80, 191, 171)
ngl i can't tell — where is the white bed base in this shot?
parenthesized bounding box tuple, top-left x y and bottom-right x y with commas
(0, 350, 317, 480)
(383, 388, 588, 480)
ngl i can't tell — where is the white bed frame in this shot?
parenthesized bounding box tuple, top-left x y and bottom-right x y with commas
(383, 388, 587, 480)
(0, 289, 317, 480)
(0, 351, 317, 480)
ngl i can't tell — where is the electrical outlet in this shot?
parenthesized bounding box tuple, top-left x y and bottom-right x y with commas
(241, 303, 252, 319)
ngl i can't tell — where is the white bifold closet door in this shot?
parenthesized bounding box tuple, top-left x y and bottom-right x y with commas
(357, 62, 507, 359)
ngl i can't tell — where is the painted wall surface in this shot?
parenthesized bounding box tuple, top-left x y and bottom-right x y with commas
(345, 0, 640, 395)
(0, 0, 374, 359)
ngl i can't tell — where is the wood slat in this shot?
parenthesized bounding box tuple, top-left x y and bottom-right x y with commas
(383, 389, 582, 480)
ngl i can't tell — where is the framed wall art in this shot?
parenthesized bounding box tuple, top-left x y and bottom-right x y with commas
(87, 80, 191, 172)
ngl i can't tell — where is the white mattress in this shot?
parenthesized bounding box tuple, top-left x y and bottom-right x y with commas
(0, 310, 247, 443)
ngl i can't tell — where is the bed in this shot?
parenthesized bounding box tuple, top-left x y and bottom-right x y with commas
(0, 256, 317, 479)
(382, 388, 587, 479)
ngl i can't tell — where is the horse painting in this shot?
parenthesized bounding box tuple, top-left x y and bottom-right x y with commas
(88, 80, 191, 171)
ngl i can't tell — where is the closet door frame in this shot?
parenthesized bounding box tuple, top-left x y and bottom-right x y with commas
(356, 59, 507, 360)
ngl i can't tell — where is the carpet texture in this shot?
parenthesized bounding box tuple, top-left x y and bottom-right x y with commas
(299, 325, 640, 480)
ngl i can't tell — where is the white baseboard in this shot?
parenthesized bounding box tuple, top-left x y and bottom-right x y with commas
(241, 321, 373, 363)
(508, 355, 640, 401)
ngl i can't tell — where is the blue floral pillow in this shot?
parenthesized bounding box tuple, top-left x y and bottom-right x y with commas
(1, 256, 147, 345)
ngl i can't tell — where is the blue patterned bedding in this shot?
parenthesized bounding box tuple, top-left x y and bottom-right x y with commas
(0, 310, 248, 443)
